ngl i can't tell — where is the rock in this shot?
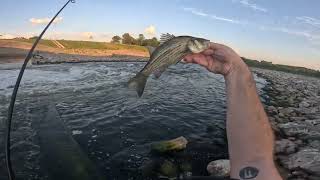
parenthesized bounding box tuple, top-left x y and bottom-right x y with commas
(270, 121, 281, 135)
(275, 139, 298, 155)
(291, 170, 308, 178)
(299, 101, 310, 108)
(179, 162, 192, 172)
(278, 113, 285, 118)
(207, 159, 230, 177)
(288, 137, 296, 141)
(309, 140, 320, 149)
(294, 140, 303, 146)
(278, 122, 309, 138)
(285, 148, 320, 176)
(267, 106, 277, 114)
(290, 117, 306, 122)
(159, 160, 178, 178)
(151, 136, 188, 153)
(305, 119, 320, 126)
(309, 175, 320, 180)
(279, 107, 295, 116)
(279, 122, 320, 140)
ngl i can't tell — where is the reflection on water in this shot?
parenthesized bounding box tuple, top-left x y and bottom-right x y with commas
(0, 62, 266, 179)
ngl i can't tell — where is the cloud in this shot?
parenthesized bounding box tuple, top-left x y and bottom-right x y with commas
(296, 16, 320, 28)
(29, 17, 63, 25)
(237, 0, 267, 12)
(260, 26, 320, 44)
(144, 25, 156, 36)
(183, 7, 244, 24)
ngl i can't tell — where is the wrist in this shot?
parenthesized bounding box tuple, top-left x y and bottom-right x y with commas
(225, 60, 252, 84)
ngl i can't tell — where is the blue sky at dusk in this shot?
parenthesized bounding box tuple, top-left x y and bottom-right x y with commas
(0, 0, 319, 69)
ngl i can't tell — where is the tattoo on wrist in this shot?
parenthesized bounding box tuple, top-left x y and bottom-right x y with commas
(239, 166, 259, 179)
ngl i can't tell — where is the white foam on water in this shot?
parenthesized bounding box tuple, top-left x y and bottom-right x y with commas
(71, 130, 83, 135)
(0, 63, 127, 96)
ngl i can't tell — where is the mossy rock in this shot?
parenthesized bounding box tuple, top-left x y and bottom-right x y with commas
(159, 160, 178, 178)
(151, 136, 188, 154)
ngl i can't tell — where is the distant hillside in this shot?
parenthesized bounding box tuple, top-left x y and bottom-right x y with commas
(242, 57, 320, 78)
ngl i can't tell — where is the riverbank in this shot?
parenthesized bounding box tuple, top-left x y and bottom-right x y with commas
(253, 69, 320, 180)
(31, 51, 148, 65)
(0, 39, 149, 65)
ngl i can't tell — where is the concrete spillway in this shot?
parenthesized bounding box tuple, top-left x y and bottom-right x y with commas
(32, 96, 104, 180)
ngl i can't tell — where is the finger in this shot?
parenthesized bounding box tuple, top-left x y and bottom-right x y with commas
(202, 49, 214, 56)
(205, 55, 224, 73)
(212, 53, 226, 62)
(209, 42, 226, 50)
(183, 54, 194, 63)
(191, 54, 209, 67)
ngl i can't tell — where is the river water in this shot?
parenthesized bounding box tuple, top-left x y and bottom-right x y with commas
(0, 62, 267, 179)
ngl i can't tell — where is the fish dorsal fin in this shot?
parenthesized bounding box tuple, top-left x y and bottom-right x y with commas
(146, 46, 156, 55)
(160, 33, 175, 44)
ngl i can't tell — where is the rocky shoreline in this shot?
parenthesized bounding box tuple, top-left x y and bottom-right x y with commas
(254, 68, 320, 180)
(31, 51, 148, 65)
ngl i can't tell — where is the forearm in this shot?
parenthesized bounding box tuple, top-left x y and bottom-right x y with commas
(225, 62, 279, 179)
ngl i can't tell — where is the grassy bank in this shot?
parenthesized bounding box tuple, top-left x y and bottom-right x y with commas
(243, 57, 320, 78)
(15, 39, 147, 52)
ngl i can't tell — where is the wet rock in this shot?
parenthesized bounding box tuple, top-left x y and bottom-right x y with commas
(275, 139, 298, 155)
(285, 148, 320, 176)
(151, 136, 188, 154)
(159, 160, 178, 178)
(207, 159, 230, 177)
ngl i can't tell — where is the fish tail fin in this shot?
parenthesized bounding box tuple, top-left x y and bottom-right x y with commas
(128, 73, 148, 97)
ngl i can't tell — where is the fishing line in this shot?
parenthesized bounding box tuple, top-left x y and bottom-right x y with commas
(4, 1, 75, 179)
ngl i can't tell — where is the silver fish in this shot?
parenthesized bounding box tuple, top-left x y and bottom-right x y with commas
(128, 33, 210, 97)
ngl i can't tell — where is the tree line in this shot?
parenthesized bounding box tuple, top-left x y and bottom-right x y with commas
(111, 33, 160, 47)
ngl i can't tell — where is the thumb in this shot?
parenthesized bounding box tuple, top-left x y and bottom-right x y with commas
(191, 54, 210, 67)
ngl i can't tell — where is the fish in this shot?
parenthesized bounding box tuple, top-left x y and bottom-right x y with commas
(128, 33, 210, 97)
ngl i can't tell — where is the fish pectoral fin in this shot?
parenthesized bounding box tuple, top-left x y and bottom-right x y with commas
(146, 46, 156, 55)
(153, 67, 167, 79)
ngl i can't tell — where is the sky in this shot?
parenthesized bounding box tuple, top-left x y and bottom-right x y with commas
(0, 0, 319, 70)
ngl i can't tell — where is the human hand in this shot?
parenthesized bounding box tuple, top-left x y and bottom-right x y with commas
(184, 42, 247, 77)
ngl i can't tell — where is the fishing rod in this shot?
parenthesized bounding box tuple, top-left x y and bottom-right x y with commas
(4, 1, 75, 179)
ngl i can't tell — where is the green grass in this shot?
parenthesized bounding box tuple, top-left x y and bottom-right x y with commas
(14, 39, 147, 52)
(59, 40, 147, 52)
(16, 39, 57, 48)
